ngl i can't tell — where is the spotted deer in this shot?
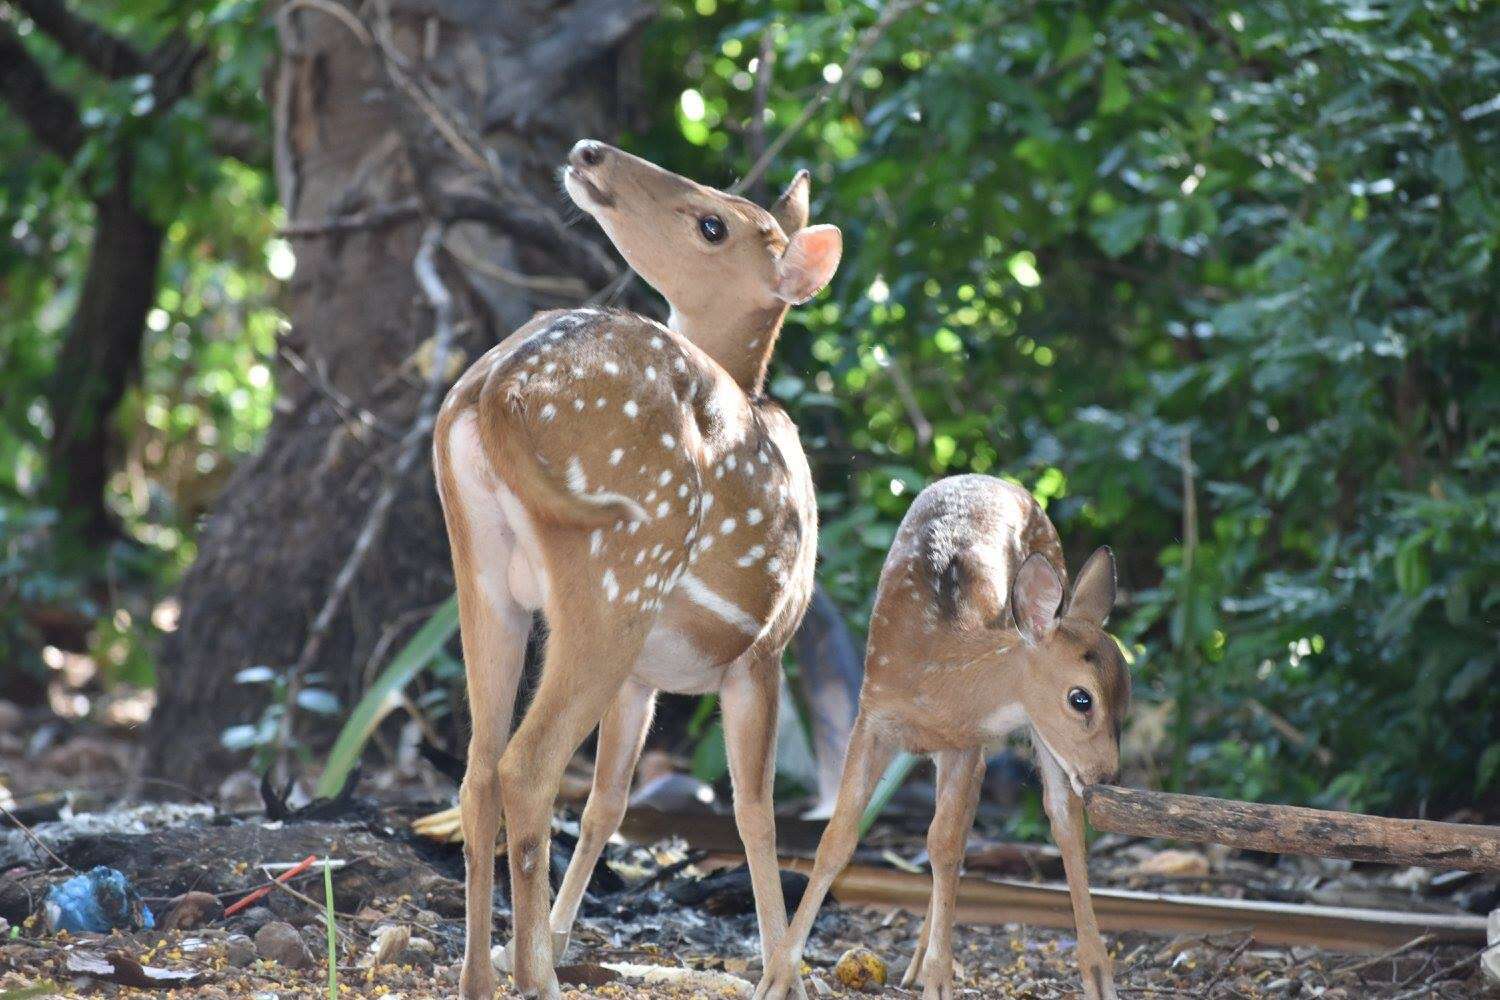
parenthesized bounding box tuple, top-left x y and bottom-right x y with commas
(433, 141, 841, 1000)
(754, 475, 1130, 1000)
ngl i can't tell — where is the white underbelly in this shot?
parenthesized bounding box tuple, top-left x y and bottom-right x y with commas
(630, 625, 727, 695)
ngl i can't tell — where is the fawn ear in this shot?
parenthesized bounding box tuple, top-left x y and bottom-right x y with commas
(774, 224, 841, 304)
(770, 169, 811, 233)
(1012, 553, 1064, 645)
(1068, 546, 1117, 626)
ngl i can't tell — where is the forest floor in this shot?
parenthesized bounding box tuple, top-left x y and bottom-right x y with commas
(1, 724, 1495, 998)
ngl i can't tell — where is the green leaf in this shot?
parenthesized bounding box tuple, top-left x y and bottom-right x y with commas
(1477, 745, 1500, 795)
(1099, 59, 1130, 115)
(315, 595, 460, 799)
(1089, 205, 1153, 258)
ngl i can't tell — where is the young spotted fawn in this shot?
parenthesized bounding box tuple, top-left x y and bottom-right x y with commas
(434, 141, 841, 1000)
(755, 474, 1129, 1000)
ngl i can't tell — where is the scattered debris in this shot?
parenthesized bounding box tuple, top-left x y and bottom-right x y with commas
(63, 949, 206, 988)
(43, 866, 153, 933)
(1134, 847, 1212, 878)
(162, 889, 223, 930)
(833, 946, 888, 991)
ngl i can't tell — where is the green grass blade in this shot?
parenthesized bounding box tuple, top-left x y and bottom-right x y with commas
(315, 594, 461, 798)
(858, 751, 920, 836)
(324, 858, 337, 999)
(1, 985, 60, 1000)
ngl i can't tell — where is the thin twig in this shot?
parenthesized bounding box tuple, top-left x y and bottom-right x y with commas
(736, 0, 919, 194)
(0, 802, 76, 873)
(1335, 933, 1436, 976)
(280, 344, 402, 441)
(277, 224, 457, 769)
(744, 24, 778, 204)
(1202, 934, 1252, 995)
(1386, 950, 1481, 1000)
(442, 236, 591, 297)
(277, 198, 420, 238)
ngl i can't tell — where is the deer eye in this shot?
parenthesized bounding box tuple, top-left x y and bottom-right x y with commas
(698, 215, 726, 244)
(1067, 688, 1093, 714)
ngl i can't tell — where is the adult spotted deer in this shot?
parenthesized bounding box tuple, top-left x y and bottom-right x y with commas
(434, 141, 841, 1000)
(755, 475, 1129, 1000)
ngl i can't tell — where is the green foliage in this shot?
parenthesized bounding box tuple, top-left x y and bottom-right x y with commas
(314, 596, 461, 799)
(638, 0, 1499, 813)
(0, 0, 278, 684)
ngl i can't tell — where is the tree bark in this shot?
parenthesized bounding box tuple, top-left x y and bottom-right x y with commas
(1083, 785, 1500, 873)
(46, 171, 164, 546)
(146, 0, 652, 788)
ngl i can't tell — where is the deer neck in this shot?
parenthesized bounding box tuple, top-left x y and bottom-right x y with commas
(668, 302, 787, 396)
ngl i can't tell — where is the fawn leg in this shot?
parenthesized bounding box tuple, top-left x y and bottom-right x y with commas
(908, 748, 985, 1000)
(1038, 746, 1117, 1000)
(753, 715, 894, 1000)
(547, 678, 656, 957)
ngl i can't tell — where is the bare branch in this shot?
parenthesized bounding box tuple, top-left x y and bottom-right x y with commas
(278, 198, 422, 238)
(736, 0, 919, 195)
(0, 19, 84, 158)
(8, 0, 148, 78)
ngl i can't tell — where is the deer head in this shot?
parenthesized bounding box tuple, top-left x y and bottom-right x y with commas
(562, 140, 841, 390)
(1010, 547, 1130, 794)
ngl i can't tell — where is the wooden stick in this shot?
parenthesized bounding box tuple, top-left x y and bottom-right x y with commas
(716, 855, 1489, 953)
(1083, 785, 1500, 873)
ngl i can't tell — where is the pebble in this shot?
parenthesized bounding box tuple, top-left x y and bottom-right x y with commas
(834, 947, 888, 992)
(224, 933, 256, 967)
(255, 919, 314, 969)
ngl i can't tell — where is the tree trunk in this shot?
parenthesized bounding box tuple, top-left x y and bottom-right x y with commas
(46, 169, 164, 547)
(146, 0, 653, 789)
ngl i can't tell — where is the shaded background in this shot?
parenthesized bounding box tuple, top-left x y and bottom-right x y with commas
(1, 0, 1496, 824)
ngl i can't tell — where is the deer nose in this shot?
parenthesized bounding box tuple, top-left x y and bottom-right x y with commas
(570, 140, 607, 169)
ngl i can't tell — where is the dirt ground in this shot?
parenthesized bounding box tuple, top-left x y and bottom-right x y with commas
(1, 796, 1492, 999)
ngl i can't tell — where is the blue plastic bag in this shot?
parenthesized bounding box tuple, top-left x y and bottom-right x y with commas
(44, 866, 155, 934)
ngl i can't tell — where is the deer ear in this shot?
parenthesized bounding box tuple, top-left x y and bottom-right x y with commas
(1011, 553, 1064, 645)
(774, 224, 841, 304)
(1068, 546, 1117, 626)
(770, 169, 811, 233)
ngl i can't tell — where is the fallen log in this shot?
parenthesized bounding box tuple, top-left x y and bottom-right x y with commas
(1083, 785, 1500, 873)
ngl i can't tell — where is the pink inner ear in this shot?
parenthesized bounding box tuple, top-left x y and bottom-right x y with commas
(1013, 556, 1064, 640)
(777, 225, 842, 303)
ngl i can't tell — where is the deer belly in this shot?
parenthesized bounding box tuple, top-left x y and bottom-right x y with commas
(630, 624, 727, 695)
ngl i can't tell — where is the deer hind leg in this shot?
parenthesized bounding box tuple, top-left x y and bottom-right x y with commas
(442, 414, 534, 1000)
(499, 612, 648, 1000)
(547, 678, 656, 958)
(720, 651, 808, 1000)
(907, 748, 985, 1000)
(752, 715, 895, 1000)
(1038, 747, 1118, 1000)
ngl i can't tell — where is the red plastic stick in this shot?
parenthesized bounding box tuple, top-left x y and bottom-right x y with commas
(224, 853, 319, 916)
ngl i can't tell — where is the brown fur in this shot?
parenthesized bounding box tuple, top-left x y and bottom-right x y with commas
(442, 142, 840, 1000)
(755, 475, 1128, 1000)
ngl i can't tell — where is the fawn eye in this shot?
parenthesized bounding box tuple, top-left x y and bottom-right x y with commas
(1067, 688, 1093, 714)
(699, 215, 726, 243)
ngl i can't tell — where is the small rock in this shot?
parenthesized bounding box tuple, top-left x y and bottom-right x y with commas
(1134, 849, 1210, 878)
(0, 700, 22, 733)
(399, 936, 436, 964)
(162, 890, 223, 930)
(809, 974, 834, 996)
(834, 947, 887, 992)
(224, 934, 256, 967)
(255, 920, 314, 969)
(235, 905, 273, 933)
